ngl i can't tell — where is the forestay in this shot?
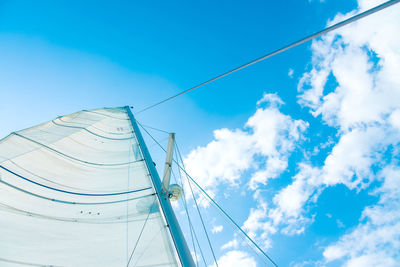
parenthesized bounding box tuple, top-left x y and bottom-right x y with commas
(0, 107, 179, 266)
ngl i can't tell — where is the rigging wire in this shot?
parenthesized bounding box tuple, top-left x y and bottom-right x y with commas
(137, 121, 219, 265)
(147, 136, 170, 149)
(174, 156, 278, 267)
(139, 123, 171, 134)
(171, 167, 199, 267)
(137, 121, 278, 266)
(135, 0, 400, 115)
(172, 151, 208, 267)
(175, 142, 219, 267)
(205, 192, 272, 264)
(142, 121, 207, 266)
(175, 140, 275, 265)
(172, 167, 208, 266)
(191, 222, 208, 267)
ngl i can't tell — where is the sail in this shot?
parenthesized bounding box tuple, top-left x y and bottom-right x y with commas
(0, 107, 179, 266)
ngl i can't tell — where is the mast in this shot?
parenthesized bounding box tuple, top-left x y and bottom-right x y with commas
(125, 106, 195, 267)
(162, 133, 175, 194)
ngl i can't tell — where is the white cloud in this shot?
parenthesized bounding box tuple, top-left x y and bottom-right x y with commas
(256, 93, 284, 107)
(234, 0, 400, 263)
(321, 126, 388, 188)
(211, 225, 223, 234)
(323, 166, 400, 266)
(221, 238, 239, 250)
(288, 68, 294, 78)
(292, 0, 400, 265)
(185, 1, 400, 264)
(298, 1, 400, 131)
(336, 219, 345, 229)
(184, 93, 307, 196)
(267, 163, 321, 233)
(211, 250, 257, 267)
(243, 201, 276, 249)
(183, 94, 308, 254)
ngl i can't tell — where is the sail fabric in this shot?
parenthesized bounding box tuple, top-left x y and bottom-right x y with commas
(0, 107, 179, 267)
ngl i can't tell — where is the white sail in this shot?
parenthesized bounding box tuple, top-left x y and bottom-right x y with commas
(0, 107, 179, 266)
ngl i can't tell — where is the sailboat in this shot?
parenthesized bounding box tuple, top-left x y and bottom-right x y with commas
(0, 106, 195, 266)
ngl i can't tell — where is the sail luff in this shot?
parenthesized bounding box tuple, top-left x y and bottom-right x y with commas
(125, 106, 195, 267)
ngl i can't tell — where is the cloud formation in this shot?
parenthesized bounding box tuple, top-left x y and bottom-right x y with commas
(184, 93, 307, 195)
(296, 0, 400, 265)
(211, 250, 257, 267)
(183, 0, 400, 265)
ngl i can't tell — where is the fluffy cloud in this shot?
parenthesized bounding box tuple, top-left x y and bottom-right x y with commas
(241, 0, 400, 262)
(269, 164, 321, 230)
(243, 201, 276, 249)
(211, 225, 223, 234)
(298, 0, 400, 131)
(294, 0, 400, 265)
(323, 166, 400, 266)
(221, 238, 239, 250)
(183, 1, 400, 265)
(184, 93, 307, 195)
(211, 250, 257, 267)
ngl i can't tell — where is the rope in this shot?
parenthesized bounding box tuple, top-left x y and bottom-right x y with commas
(135, 0, 400, 115)
(137, 121, 277, 266)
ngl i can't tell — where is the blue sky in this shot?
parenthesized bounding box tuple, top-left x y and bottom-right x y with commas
(1, 0, 400, 266)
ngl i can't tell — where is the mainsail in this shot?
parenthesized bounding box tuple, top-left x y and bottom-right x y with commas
(0, 107, 190, 266)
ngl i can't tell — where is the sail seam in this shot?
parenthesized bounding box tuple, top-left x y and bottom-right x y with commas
(0, 196, 157, 224)
(12, 132, 142, 166)
(52, 120, 134, 140)
(0, 178, 154, 205)
(0, 165, 151, 196)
